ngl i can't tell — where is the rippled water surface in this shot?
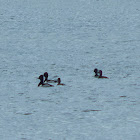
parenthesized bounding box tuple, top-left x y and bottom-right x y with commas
(0, 0, 140, 140)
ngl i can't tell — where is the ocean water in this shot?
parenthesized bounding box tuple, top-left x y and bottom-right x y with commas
(0, 0, 140, 140)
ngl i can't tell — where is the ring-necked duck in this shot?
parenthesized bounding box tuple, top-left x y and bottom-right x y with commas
(57, 78, 65, 85)
(44, 72, 48, 82)
(98, 70, 108, 79)
(94, 68, 99, 77)
(38, 75, 54, 87)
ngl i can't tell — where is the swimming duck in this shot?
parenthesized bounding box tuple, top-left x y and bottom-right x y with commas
(38, 75, 54, 87)
(94, 68, 99, 77)
(44, 72, 57, 83)
(98, 70, 108, 79)
(57, 78, 65, 85)
(44, 72, 48, 82)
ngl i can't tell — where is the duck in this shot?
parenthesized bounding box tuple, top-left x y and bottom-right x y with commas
(44, 72, 48, 82)
(38, 75, 54, 87)
(44, 72, 57, 83)
(57, 78, 65, 85)
(98, 70, 109, 79)
(94, 68, 99, 77)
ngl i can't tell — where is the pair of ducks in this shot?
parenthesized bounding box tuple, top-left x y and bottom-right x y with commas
(38, 72, 65, 87)
(94, 68, 108, 78)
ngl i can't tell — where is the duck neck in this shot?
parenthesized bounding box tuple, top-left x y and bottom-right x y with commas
(58, 78, 61, 84)
(40, 78, 44, 86)
(99, 71, 102, 77)
(44, 77, 48, 82)
(95, 73, 98, 76)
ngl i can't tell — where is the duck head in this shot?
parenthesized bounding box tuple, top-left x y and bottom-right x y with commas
(38, 75, 44, 86)
(57, 78, 61, 84)
(44, 72, 48, 82)
(99, 70, 102, 76)
(94, 68, 99, 76)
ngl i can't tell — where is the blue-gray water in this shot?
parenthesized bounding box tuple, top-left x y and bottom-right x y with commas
(0, 0, 140, 139)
